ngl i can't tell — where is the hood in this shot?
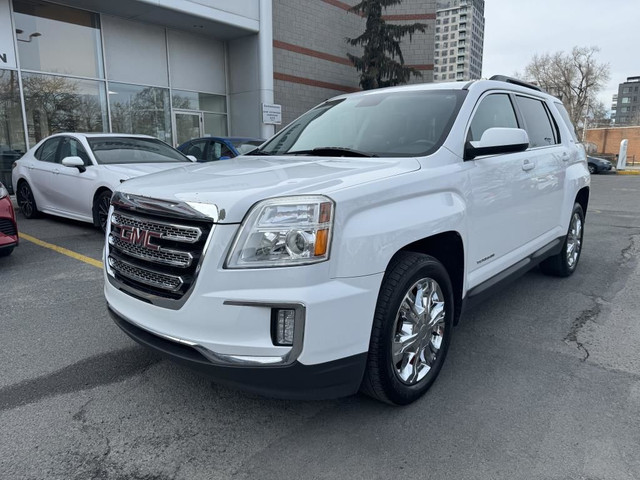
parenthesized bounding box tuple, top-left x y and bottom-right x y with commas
(116, 155, 420, 223)
(102, 162, 187, 179)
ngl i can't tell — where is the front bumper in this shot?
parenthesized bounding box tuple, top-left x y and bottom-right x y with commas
(109, 306, 368, 400)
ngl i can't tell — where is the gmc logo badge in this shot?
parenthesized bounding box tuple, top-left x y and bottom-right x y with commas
(119, 226, 161, 251)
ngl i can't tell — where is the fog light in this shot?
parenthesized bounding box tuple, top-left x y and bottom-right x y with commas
(273, 308, 295, 346)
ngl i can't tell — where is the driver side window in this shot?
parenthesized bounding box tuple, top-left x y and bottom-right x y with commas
(469, 94, 519, 142)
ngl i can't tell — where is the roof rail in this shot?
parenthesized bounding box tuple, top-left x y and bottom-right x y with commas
(489, 75, 542, 92)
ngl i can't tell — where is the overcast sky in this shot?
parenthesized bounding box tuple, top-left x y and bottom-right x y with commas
(482, 0, 640, 108)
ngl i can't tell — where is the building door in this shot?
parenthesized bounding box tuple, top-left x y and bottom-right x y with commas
(174, 111, 203, 147)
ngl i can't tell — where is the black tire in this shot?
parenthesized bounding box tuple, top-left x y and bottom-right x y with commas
(0, 247, 13, 257)
(16, 181, 39, 219)
(540, 203, 585, 277)
(588, 164, 596, 174)
(93, 190, 112, 232)
(361, 252, 454, 405)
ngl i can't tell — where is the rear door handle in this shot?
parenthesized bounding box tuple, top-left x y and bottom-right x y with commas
(53, 169, 60, 175)
(522, 159, 535, 171)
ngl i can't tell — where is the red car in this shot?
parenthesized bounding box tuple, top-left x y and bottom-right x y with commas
(0, 181, 18, 257)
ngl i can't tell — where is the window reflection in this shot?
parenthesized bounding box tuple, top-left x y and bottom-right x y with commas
(172, 90, 226, 112)
(13, 0, 104, 78)
(22, 72, 107, 143)
(109, 83, 172, 143)
(0, 70, 26, 192)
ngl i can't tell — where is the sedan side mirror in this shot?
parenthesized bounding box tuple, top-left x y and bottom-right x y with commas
(62, 156, 86, 173)
(186, 155, 198, 162)
(464, 127, 529, 160)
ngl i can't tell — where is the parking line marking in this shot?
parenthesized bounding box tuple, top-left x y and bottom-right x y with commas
(19, 233, 104, 269)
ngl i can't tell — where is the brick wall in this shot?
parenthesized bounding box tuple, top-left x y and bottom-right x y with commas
(272, 0, 436, 127)
(586, 127, 640, 164)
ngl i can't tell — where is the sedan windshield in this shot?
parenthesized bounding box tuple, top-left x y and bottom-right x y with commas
(257, 90, 466, 157)
(88, 137, 191, 164)
(233, 140, 264, 155)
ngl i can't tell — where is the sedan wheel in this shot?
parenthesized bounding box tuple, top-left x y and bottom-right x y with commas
(93, 191, 112, 232)
(588, 164, 596, 174)
(17, 182, 39, 219)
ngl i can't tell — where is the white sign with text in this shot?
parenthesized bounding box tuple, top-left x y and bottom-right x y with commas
(0, 0, 17, 69)
(262, 103, 282, 125)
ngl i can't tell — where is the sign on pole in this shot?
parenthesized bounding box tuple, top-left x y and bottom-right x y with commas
(617, 139, 628, 171)
(262, 103, 282, 125)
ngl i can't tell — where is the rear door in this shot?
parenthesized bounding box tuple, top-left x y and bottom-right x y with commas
(29, 137, 61, 209)
(512, 94, 565, 238)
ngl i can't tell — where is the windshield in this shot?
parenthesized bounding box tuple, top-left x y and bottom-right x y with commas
(88, 137, 191, 164)
(233, 140, 264, 155)
(258, 90, 466, 157)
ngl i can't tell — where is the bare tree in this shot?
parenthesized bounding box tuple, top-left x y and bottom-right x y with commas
(523, 46, 610, 132)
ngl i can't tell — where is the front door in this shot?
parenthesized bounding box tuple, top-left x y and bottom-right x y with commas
(174, 111, 203, 147)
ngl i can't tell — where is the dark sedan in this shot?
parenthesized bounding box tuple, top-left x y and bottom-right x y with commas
(587, 156, 613, 174)
(177, 137, 264, 162)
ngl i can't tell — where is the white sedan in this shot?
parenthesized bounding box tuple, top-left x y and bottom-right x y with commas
(12, 133, 194, 231)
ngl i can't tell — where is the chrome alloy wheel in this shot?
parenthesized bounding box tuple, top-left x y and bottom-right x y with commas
(391, 277, 446, 385)
(566, 212, 583, 268)
(18, 183, 34, 217)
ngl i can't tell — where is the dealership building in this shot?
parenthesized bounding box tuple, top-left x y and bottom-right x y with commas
(0, 0, 436, 188)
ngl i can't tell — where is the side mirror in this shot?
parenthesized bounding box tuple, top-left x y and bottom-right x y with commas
(62, 156, 86, 173)
(219, 156, 230, 160)
(464, 128, 529, 160)
(186, 155, 198, 162)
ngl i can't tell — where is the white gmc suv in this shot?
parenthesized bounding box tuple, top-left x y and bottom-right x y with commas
(104, 76, 590, 405)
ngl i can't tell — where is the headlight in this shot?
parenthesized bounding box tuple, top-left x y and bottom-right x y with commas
(0, 184, 8, 199)
(226, 195, 334, 268)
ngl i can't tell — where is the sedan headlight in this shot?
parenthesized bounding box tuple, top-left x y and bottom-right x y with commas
(0, 183, 8, 199)
(226, 196, 334, 268)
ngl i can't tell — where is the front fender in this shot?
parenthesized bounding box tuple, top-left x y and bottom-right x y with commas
(330, 191, 467, 278)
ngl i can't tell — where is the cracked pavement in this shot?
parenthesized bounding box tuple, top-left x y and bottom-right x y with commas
(1, 174, 640, 480)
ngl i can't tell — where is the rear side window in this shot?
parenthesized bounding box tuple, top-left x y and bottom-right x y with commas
(468, 94, 518, 142)
(515, 96, 558, 148)
(34, 138, 60, 163)
(554, 102, 579, 142)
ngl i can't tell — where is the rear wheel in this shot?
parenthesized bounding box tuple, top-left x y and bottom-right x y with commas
(0, 247, 13, 257)
(588, 164, 596, 174)
(16, 181, 39, 219)
(93, 190, 112, 232)
(540, 203, 584, 277)
(361, 252, 454, 405)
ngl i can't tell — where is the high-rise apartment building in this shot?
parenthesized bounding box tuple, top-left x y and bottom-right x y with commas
(433, 0, 485, 82)
(614, 77, 640, 126)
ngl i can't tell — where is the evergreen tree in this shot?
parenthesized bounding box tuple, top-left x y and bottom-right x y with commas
(347, 0, 426, 90)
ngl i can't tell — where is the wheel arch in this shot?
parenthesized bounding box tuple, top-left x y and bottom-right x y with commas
(575, 186, 589, 218)
(395, 231, 465, 325)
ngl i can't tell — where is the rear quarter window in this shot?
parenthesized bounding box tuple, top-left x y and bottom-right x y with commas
(554, 102, 579, 143)
(515, 96, 558, 148)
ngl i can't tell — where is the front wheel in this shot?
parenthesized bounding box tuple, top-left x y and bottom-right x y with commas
(93, 190, 112, 232)
(361, 252, 454, 405)
(540, 203, 585, 277)
(588, 164, 596, 174)
(0, 247, 13, 257)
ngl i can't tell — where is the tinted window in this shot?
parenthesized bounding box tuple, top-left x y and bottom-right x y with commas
(58, 137, 91, 165)
(259, 90, 467, 157)
(88, 137, 190, 164)
(554, 102, 578, 143)
(233, 140, 263, 155)
(469, 94, 518, 142)
(184, 140, 207, 161)
(515, 96, 557, 148)
(35, 138, 60, 162)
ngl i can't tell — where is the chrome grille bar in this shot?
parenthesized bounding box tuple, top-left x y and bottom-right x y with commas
(111, 212, 202, 243)
(108, 235, 193, 268)
(108, 256, 184, 292)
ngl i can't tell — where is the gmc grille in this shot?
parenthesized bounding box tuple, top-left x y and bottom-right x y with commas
(107, 206, 213, 301)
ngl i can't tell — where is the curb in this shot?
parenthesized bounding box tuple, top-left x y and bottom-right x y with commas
(616, 170, 640, 175)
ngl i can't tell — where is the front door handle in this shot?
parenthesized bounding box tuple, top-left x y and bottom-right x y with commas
(522, 159, 535, 171)
(52, 169, 60, 175)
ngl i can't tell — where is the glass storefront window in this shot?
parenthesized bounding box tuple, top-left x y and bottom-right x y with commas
(204, 113, 227, 137)
(109, 83, 172, 143)
(172, 90, 226, 113)
(22, 72, 107, 144)
(13, 0, 104, 79)
(0, 70, 26, 192)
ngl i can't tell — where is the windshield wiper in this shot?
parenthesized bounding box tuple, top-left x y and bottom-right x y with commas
(248, 149, 274, 156)
(286, 147, 377, 157)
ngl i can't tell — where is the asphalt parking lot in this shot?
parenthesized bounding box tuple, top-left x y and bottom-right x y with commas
(2, 174, 640, 480)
